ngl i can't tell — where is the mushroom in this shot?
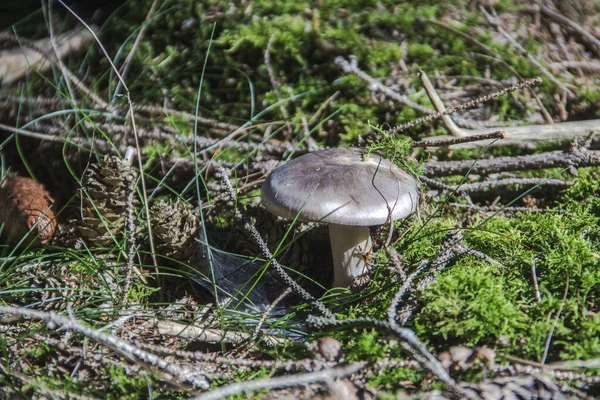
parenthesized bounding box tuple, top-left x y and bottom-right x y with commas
(261, 147, 419, 287)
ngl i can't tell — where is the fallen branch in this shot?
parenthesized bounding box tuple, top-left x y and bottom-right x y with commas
(426, 119, 600, 150)
(423, 146, 600, 177)
(155, 320, 287, 347)
(457, 178, 573, 192)
(0, 305, 210, 389)
(335, 56, 433, 114)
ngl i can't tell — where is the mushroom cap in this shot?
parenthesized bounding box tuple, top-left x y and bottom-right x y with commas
(261, 147, 419, 226)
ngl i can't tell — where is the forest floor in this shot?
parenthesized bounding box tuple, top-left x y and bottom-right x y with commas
(1, 0, 600, 398)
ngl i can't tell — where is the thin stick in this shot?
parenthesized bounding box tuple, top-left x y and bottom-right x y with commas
(58, 0, 158, 268)
(391, 77, 542, 134)
(265, 34, 292, 137)
(250, 287, 293, 344)
(309, 90, 340, 125)
(423, 147, 600, 177)
(458, 178, 572, 192)
(447, 202, 566, 214)
(132, 104, 239, 132)
(155, 320, 286, 347)
(531, 258, 541, 304)
(548, 61, 600, 72)
(523, 5, 600, 58)
(419, 70, 465, 137)
(44, 0, 78, 106)
(0, 122, 121, 154)
(416, 17, 553, 122)
(113, 0, 160, 101)
(411, 131, 505, 148)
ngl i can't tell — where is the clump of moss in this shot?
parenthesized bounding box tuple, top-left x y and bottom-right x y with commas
(408, 170, 600, 361)
(414, 262, 529, 347)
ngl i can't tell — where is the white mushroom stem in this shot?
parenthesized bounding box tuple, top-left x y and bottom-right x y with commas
(328, 224, 373, 287)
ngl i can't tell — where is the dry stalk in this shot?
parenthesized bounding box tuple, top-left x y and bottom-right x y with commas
(411, 130, 505, 148)
(391, 77, 542, 134)
(250, 287, 293, 344)
(43, 0, 77, 106)
(541, 276, 569, 365)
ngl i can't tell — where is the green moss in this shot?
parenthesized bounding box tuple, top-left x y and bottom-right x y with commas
(414, 262, 528, 346)
(105, 366, 154, 400)
(345, 328, 389, 362)
(407, 43, 436, 62)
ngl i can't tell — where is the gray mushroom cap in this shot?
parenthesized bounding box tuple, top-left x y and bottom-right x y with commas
(261, 147, 419, 226)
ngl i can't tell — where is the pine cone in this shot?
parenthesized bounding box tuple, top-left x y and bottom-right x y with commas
(76, 155, 137, 247)
(151, 199, 200, 261)
(0, 176, 56, 246)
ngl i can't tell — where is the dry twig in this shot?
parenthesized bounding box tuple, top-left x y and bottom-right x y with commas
(193, 362, 366, 400)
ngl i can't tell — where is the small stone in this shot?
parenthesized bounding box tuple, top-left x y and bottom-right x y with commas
(311, 337, 343, 362)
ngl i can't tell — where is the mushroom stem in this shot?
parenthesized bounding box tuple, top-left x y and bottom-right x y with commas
(328, 224, 372, 287)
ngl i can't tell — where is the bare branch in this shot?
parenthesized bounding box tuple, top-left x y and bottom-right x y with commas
(423, 147, 600, 177)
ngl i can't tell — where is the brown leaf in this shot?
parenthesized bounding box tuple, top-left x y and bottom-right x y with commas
(0, 177, 56, 246)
